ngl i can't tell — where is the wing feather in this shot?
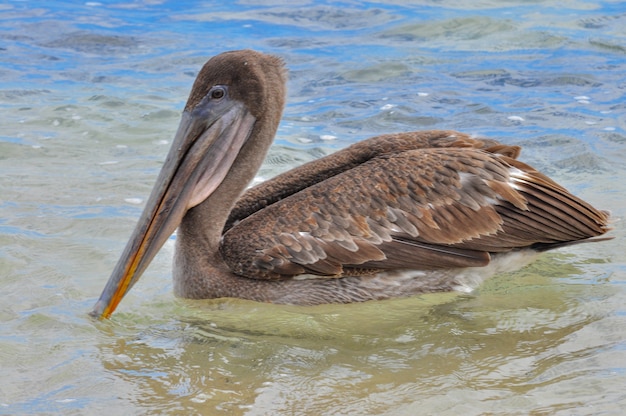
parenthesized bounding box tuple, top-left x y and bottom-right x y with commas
(219, 133, 610, 280)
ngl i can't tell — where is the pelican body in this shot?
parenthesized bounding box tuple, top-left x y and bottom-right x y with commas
(91, 50, 611, 319)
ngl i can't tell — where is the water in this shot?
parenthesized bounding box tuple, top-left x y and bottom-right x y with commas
(1, 0, 625, 414)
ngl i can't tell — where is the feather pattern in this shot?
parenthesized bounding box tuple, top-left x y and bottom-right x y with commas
(220, 130, 610, 280)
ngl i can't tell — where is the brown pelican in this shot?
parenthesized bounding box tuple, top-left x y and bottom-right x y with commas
(91, 50, 611, 319)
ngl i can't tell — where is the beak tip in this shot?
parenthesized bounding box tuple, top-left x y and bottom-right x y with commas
(89, 300, 109, 320)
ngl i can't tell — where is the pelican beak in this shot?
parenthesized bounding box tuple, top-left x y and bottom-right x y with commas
(90, 97, 256, 319)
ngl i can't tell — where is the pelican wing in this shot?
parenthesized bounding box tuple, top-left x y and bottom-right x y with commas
(220, 133, 609, 280)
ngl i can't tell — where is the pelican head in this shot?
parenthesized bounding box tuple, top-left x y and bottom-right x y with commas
(91, 50, 286, 319)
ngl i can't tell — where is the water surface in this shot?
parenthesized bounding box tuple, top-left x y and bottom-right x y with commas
(1, 1, 625, 414)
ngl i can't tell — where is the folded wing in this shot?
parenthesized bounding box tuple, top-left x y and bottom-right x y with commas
(220, 131, 610, 280)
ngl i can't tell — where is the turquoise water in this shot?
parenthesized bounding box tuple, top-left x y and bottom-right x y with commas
(1, 1, 625, 414)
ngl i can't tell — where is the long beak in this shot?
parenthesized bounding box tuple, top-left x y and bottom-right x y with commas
(90, 101, 256, 319)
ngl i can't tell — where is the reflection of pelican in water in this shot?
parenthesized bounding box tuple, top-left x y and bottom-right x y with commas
(91, 50, 611, 319)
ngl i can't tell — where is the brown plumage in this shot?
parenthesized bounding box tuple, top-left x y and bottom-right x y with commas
(221, 130, 608, 278)
(91, 50, 611, 319)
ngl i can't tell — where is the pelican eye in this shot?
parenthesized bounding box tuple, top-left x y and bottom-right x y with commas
(209, 86, 226, 100)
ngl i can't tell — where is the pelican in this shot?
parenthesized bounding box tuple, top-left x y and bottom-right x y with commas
(91, 50, 611, 319)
